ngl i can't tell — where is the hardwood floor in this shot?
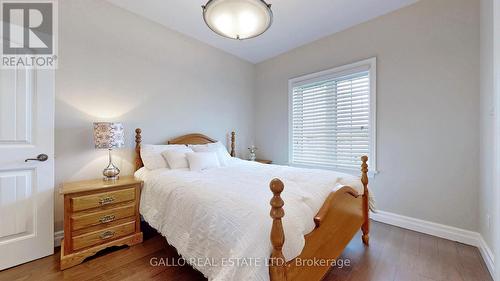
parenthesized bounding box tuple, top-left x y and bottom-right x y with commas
(0, 221, 492, 281)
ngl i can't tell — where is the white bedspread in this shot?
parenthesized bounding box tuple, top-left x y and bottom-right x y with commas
(137, 159, 366, 281)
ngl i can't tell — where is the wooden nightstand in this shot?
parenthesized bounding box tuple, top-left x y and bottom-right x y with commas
(59, 176, 143, 270)
(256, 159, 272, 164)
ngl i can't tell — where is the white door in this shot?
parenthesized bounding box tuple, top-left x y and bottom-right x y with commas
(0, 67, 54, 270)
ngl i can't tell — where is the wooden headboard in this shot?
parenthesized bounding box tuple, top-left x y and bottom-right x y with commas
(134, 128, 236, 171)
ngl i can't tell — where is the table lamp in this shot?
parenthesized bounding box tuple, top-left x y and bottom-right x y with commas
(93, 122, 124, 181)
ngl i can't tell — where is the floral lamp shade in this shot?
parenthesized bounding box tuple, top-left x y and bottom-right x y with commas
(93, 122, 124, 149)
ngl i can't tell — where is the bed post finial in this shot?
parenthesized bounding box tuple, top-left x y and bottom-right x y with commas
(230, 131, 236, 157)
(361, 155, 369, 245)
(269, 179, 286, 281)
(135, 128, 143, 171)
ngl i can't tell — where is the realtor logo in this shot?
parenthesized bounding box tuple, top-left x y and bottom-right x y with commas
(1, 0, 58, 69)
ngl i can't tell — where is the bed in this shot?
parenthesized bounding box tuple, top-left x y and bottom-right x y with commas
(134, 128, 371, 281)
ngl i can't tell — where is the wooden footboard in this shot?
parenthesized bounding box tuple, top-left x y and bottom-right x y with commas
(269, 156, 370, 281)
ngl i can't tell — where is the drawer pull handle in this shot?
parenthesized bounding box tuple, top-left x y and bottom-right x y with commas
(99, 231, 115, 240)
(99, 214, 116, 223)
(99, 196, 115, 205)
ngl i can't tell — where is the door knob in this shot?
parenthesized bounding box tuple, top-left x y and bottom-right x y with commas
(25, 154, 49, 162)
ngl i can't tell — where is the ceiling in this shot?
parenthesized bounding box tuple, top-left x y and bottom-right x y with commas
(107, 0, 418, 63)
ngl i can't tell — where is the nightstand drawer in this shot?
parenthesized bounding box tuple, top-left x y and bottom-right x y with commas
(72, 221, 136, 251)
(71, 187, 135, 212)
(71, 203, 136, 231)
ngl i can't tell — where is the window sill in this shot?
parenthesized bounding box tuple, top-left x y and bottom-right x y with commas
(288, 163, 379, 178)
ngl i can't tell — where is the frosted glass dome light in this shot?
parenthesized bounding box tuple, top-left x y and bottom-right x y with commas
(202, 0, 273, 40)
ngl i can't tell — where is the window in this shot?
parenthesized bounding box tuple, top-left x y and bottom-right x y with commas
(289, 58, 376, 174)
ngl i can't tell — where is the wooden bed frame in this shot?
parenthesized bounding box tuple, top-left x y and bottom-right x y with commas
(134, 128, 370, 281)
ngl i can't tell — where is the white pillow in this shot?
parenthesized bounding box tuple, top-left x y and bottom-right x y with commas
(140, 144, 187, 170)
(162, 147, 193, 169)
(189, 142, 232, 166)
(186, 152, 220, 171)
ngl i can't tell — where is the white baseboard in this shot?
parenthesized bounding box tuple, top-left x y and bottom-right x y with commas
(54, 230, 63, 247)
(371, 211, 479, 245)
(478, 235, 496, 278)
(371, 210, 495, 278)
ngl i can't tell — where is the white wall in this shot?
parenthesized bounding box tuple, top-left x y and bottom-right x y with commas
(480, 0, 495, 253)
(54, 0, 256, 231)
(254, 0, 480, 231)
(494, 0, 500, 278)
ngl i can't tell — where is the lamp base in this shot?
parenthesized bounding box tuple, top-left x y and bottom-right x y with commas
(103, 175, 119, 181)
(103, 165, 120, 181)
(103, 150, 120, 181)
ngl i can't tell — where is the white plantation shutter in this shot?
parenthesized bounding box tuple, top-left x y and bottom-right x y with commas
(290, 59, 375, 172)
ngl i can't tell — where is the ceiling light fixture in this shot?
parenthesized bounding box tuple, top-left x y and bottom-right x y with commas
(202, 0, 273, 40)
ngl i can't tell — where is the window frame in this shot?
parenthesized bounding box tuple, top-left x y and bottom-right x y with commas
(288, 57, 377, 176)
